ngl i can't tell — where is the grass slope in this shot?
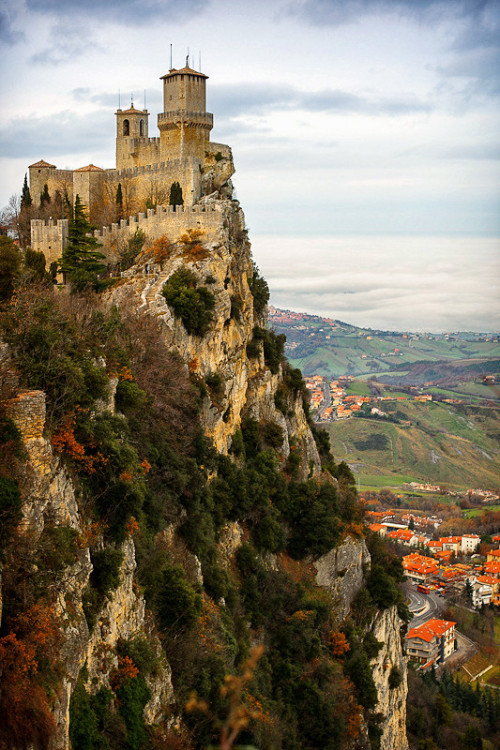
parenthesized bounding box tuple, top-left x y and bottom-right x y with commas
(324, 401, 500, 491)
(269, 310, 500, 379)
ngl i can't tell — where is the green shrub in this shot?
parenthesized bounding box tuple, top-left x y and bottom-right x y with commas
(230, 294, 243, 321)
(241, 417, 262, 461)
(388, 665, 402, 689)
(229, 428, 244, 457)
(345, 650, 378, 710)
(246, 335, 261, 359)
(0, 476, 22, 545)
(117, 637, 159, 676)
(367, 564, 399, 609)
(37, 525, 79, 573)
(116, 674, 151, 750)
(214, 151, 223, 162)
(247, 264, 269, 317)
(162, 268, 215, 336)
(312, 426, 331, 459)
(90, 547, 123, 597)
(157, 564, 202, 632)
(119, 229, 145, 271)
(252, 505, 286, 553)
(262, 421, 284, 449)
(363, 631, 383, 660)
(115, 380, 147, 412)
(274, 385, 289, 415)
(205, 372, 224, 399)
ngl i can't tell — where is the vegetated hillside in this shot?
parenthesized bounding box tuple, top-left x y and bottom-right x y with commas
(268, 308, 500, 379)
(324, 401, 500, 491)
(0, 209, 410, 749)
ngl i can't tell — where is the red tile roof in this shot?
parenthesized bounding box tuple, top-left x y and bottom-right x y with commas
(407, 619, 456, 643)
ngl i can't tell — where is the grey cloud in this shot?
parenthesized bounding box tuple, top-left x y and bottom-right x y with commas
(30, 20, 104, 65)
(26, 0, 209, 26)
(285, 0, 494, 27)
(70, 88, 162, 111)
(209, 82, 433, 120)
(0, 6, 24, 45)
(0, 110, 113, 159)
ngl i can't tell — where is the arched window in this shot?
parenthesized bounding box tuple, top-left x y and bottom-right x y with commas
(140, 119, 144, 137)
(123, 119, 130, 136)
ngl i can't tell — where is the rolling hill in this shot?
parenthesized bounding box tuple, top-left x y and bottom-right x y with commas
(323, 400, 500, 492)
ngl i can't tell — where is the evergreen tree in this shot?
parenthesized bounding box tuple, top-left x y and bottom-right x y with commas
(115, 183, 123, 219)
(40, 183, 50, 208)
(21, 174, 32, 209)
(0, 235, 21, 302)
(59, 195, 106, 292)
(169, 181, 183, 208)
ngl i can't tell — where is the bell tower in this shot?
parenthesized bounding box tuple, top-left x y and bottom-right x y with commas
(158, 64, 213, 161)
(116, 104, 149, 170)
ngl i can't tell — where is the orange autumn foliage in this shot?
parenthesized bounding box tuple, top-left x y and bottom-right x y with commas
(126, 516, 140, 536)
(329, 631, 350, 658)
(111, 654, 139, 691)
(0, 603, 59, 750)
(150, 235, 173, 265)
(51, 413, 108, 474)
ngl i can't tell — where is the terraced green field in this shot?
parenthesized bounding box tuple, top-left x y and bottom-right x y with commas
(324, 400, 500, 491)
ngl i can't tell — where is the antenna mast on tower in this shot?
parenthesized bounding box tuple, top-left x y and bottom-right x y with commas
(170, 43, 172, 69)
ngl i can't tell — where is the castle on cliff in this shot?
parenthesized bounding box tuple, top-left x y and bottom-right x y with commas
(30, 64, 234, 266)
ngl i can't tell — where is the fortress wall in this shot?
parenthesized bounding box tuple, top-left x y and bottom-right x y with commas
(93, 204, 223, 258)
(29, 168, 75, 208)
(116, 136, 162, 171)
(103, 157, 202, 213)
(31, 219, 69, 268)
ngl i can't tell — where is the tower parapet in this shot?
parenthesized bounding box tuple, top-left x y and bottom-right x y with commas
(158, 66, 213, 161)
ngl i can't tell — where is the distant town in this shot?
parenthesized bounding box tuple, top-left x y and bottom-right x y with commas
(366, 510, 500, 673)
(303, 373, 495, 422)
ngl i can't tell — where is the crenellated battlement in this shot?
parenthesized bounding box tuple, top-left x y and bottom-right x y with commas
(93, 202, 223, 256)
(92, 202, 219, 239)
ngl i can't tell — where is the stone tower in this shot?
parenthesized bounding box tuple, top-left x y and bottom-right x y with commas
(158, 65, 213, 161)
(115, 104, 150, 170)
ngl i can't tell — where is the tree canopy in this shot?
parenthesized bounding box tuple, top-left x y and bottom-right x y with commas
(59, 195, 106, 292)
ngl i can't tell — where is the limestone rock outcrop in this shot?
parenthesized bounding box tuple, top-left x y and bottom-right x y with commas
(4, 386, 172, 749)
(314, 535, 371, 622)
(369, 606, 409, 750)
(108, 196, 321, 478)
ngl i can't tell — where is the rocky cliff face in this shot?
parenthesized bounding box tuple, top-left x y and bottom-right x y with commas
(369, 607, 409, 750)
(315, 536, 409, 750)
(108, 195, 321, 478)
(3, 386, 172, 750)
(314, 535, 371, 623)
(1, 190, 409, 749)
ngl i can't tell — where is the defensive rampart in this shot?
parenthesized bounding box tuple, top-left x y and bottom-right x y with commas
(31, 203, 223, 265)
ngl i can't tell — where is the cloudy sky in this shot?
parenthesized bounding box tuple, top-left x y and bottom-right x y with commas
(0, 0, 499, 330)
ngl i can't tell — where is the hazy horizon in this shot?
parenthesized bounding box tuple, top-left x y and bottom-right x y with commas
(252, 233, 500, 334)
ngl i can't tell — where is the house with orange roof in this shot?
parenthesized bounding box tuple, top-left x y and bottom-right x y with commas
(491, 534, 500, 544)
(487, 549, 500, 562)
(368, 523, 387, 537)
(403, 554, 439, 584)
(406, 619, 456, 668)
(435, 550, 453, 563)
(439, 536, 461, 554)
(428, 541, 443, 552)
(484, 561, 500, 575)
